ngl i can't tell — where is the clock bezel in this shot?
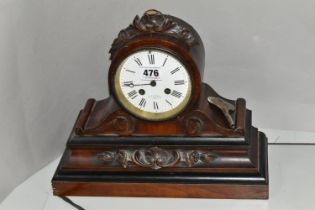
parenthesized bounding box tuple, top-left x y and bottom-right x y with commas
(108, 37, 202, 121)
(113, 47, 192, 121)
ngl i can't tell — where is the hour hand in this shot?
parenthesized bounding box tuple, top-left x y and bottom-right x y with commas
(122, 81, 135, 88)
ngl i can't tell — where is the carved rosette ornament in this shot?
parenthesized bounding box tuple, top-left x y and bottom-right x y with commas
(181, 110, 209, 136)
(97, 147, 217, 170)
(183, 116, 204, 136)
(110, 111, 135, 135)
(109, 9, 197, 60)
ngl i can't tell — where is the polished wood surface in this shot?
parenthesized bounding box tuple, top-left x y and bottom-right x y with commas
(53, 182, 268, 199)
(75, 83, 246, 136)
(52, 121, 268, 199)
(52, 9, 268, 199)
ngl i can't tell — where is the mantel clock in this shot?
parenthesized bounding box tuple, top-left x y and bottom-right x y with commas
(52, 9, 269, 199)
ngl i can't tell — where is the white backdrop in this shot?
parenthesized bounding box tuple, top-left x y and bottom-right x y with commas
(1, 0, 315, 202)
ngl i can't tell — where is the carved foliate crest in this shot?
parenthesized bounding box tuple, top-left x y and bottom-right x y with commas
(109, 9, 197, 60)
(97, 147, 218, 170)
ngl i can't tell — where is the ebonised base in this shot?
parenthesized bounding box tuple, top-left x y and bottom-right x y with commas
(52, 130, 268, 199)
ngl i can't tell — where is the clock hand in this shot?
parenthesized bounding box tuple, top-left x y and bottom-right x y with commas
(122, 82, 150, 88)
(133, 83, 152, 86)
(123, 81, 157, 88)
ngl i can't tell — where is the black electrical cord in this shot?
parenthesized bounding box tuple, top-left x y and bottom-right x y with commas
(59, 196, 86, 210)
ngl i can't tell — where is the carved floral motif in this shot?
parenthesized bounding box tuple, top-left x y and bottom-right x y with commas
(109, 9, 197, 59)
(97, 147, 217, 170)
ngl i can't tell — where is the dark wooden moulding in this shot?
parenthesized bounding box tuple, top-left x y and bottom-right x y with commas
(52, 10, 268, 199)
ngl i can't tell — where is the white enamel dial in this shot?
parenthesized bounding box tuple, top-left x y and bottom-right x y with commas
(114, 49, 192, 120)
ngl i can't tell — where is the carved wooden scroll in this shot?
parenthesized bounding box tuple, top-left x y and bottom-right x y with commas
(98, 147, 218, 170)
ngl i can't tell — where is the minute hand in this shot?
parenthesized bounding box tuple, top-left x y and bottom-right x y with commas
(123, 81, 156, 88)
(122, 82, 152, 88)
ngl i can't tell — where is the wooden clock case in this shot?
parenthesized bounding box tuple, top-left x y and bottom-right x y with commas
(52, 10, 269, 199)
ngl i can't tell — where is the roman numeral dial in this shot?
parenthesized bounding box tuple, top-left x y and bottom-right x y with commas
(139, 98, 146, 108)
(170, 67, 180, 75)
(174, 80, 185, 85)
(114, 49, 192, 120)
(171, 90, 182, 98)
(134, 58, 142, 66)
(153, 101, 159, 110)
(148, 52, 155, 65)
(127, 90, 138, 99)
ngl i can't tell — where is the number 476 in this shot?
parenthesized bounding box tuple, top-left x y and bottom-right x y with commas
(143, 69, 159, 77)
